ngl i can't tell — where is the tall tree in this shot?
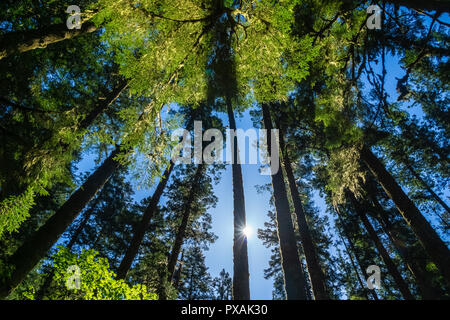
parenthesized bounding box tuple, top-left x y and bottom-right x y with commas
(116, 161, 175, 279)
(212, 269, 232, 300)
(366, 188, 447, 299)
(349, 193, 415, 300)
(167, 164, 206, 282)
(261, 103, 308, 300)
(278, 125, 329, 300)
(177, 246, 213, 300)
(0, 146, 122, 298)
(360, 145, 450, 285)
(206, 13, 250, 299)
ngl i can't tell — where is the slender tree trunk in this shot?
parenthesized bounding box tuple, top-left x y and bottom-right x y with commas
(405, 163, 450, 216)
(367, 193, 446, 299)
(78, 80, 128, 131)
(188, 267, 194, 300)
(261, 103, 308, 300)
(226, 98, 250, 300)
(337, 232, 370, 299)
(336, 209, 379, 300)
(0, 22, 98, 60)
(167, 165, 204, 282)
(173, 250, 185, 291)
(278, 128, 329, 300)
(349, 194, 415, 300)
(0, 147, 122, 298)
(367, 176, 447, 287)
(360, 145, 450, 285)
(116, 161, 175, 279)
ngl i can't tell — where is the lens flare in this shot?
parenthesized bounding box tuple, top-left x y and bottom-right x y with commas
(242, 225, 252, 238)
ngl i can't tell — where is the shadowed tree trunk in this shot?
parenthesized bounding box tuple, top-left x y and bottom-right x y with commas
(173, 250, 185, 291)
(0, 147, 122, 299)
(261, 103, 308, 300)
(349, 194, 415, 300)
(116, 161, 175, 280)
(0, 22, 98, 60)
(404, 163, 450, 216)
(226, 98, 250, 300)
(278, 127, 329, 300)
(360, 145, 450, 285)
(167, 164, 205, 282)
(337, 232, 370, 299)
(78, 80, 128, 131)
(368, 194, 446, 299)
(20, 81, 126, 300)
(336, 209, 379, 300)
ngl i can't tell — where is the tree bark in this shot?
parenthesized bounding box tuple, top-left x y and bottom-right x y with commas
(173, 250, 185, 291)
(116, 161, 175, 279)
(405, 163, 450, 216)
(78, 80, 128, 131)
(336, 209, 379, 300)
(368, 195, 446, 299)
(278, 129, 329, 300)
(261, 103, 308, 300)
(360, 145, 450, 285)
(337, 232, 370, 299)
(0, 147, 121, 298)
(0, 22, 98, 60)
(167, 164, 205, 282)
(226, 98, 250, 300)
(349, 194, 415, 300)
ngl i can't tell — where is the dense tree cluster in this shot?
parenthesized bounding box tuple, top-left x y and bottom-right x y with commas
(0, 0, 448, 300)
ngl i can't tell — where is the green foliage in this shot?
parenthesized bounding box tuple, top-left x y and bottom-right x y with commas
(325, 145, 366, 207)
(0, 186, 36, 236)
(21, 246, 158, 300)
(178, 246, 213, 300)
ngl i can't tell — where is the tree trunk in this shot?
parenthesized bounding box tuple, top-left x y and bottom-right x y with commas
(116, 161, 175, 279)
(360, 145, 450, 285)
(0, 22, 98, 60)
(66, 210, 92, 250)
(226, 98, 250, 300)
(261, 103, 308, 300)
(167, 165, 205, 282)
(349, 194, 415, 300)
(405, 163, 450, 216)
(0, 147, 121, 298)
(367, 191, 446, 299)
(173, 250, 185, 291)
(337, 232, 370, 299)
(78, 80, 128, 131)
(278, 128, 329, 300)
(336, 209, 379, 300)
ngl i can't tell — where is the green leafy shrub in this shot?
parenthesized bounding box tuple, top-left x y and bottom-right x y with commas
(22, 246, 158, 300)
